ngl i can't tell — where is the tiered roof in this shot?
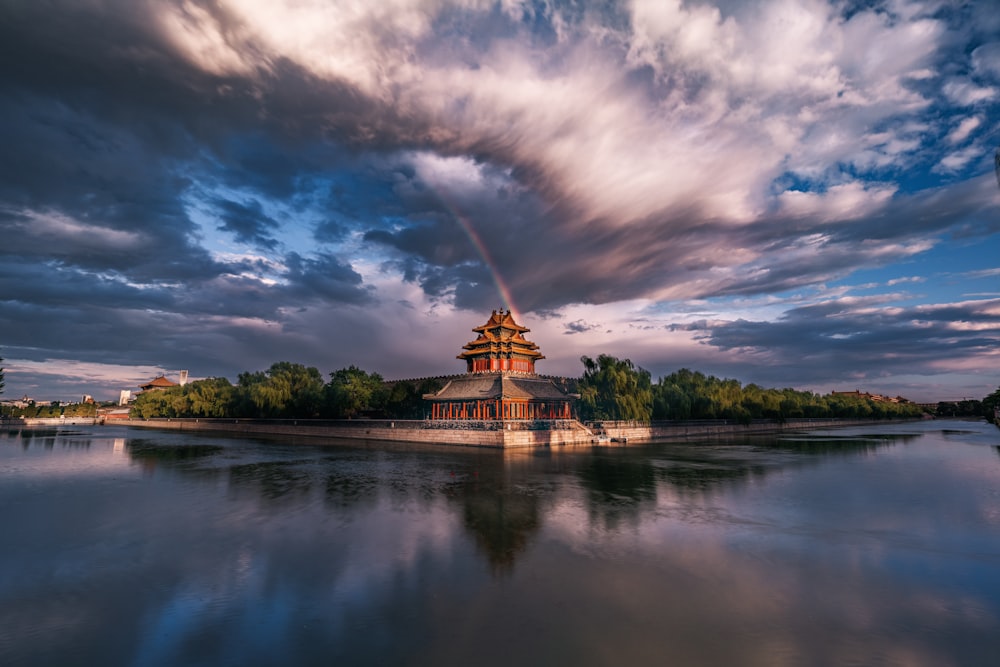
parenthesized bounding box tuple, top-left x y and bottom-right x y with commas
(458, 309, 544, 364)
(424, 310, 576, 411)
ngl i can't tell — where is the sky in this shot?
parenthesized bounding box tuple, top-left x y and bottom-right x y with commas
(1, 0, 999, 404)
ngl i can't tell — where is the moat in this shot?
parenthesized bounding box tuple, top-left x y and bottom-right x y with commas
(2, 420, 999, 666)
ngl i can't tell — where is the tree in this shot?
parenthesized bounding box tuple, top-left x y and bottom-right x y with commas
(383, 377, 442, 419)
(0, 354, 5, 396)
(237, 362, 325, 418)
(187, 377, 235, 417)
(981, 387, 1000, 424)
(578, 354, 652, 422)
(131, 388, 177, 418)
(325, 366, 386, 418)
(130, 377, 236, 418)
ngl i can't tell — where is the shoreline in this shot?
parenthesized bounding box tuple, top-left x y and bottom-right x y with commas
(2, 416, 925, 448)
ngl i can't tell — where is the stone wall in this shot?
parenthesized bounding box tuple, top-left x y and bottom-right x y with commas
(591, 419, 896, 442)
(3, 418, 99, 426)
(116, 417, 910, 448)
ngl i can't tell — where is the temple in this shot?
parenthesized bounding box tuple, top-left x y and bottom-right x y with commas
(424, 310, 575, 420)
(138, 375, 178, 393)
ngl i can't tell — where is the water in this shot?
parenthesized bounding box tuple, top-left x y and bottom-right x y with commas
(1, 421, 999, 666)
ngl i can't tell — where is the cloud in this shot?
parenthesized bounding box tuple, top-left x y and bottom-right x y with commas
(689, 296, 1000, 386)
(0, 0, 998, 401)
(564, 320, 601, 335)
(971, 43, 1000, 81)
(945, 116, 982, 145)
(212, 197, 281, 250)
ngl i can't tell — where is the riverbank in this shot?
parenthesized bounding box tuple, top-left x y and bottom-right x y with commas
(2, 416, 923, 448)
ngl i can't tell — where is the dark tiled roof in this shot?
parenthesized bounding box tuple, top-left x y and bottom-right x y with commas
(424, 374, 572, 401)
(506, 376, 574, 399)
(141, 375, 178, 389)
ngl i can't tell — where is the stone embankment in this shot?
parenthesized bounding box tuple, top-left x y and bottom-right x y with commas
(1, 417, 99, 426)
(66, 416, 914, 448)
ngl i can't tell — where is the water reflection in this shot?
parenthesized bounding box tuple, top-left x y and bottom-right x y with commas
(444, 456, 543, 573)
(3, 421, 999, 666)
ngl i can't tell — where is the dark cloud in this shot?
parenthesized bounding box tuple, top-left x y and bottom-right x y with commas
(564, 320, 601, 335)
(282, 252, 371, 304)
(0, 0, 997, 400)
(213, 197, 281, 250)
(670, 297, 1000, 388)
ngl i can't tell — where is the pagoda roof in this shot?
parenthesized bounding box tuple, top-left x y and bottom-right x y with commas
(458, 310, 545, 361)
(424, 374, 573, 402)
(471, 309, 529, 334)
(140, 375, 178, 389)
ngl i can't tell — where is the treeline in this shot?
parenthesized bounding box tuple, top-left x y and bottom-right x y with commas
(130, 362, 441, 420)
(2, 401, 99, 419)
(127, 356, 994, 424)
(578, 355, 926, 422)
(979, 386, 1000, 424)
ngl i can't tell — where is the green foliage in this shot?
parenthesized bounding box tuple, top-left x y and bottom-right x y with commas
(236, 362, 325, 418)
(650, 369, 924, 422)
(933, 399, 983, 418)
(578, 354, 653, 422)
(382, 377, 443, 419)
(8, 400, 97, 419)
(117, 355, 934, 425)
(0, 354, 5, 396)
(131, 377, 236, 418)
(325, 366, 386, 418)
(983, 387, 1000, 424)
(125, 364, 440, 420)
(186, 377, 235, 417)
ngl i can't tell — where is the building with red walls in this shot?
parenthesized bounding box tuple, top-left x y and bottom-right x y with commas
(424, 310, 575, 420)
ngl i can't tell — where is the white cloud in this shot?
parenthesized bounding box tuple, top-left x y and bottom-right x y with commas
(942, 79, 998, 106)
(777, 182, 897, 221)
(946, 116, 982, 145)
(933, 145, 983, 173)
(150, 0, 952, 232)
(971, 42, 1000, 81)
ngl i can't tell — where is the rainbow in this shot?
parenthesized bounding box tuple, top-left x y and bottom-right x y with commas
(434, 192, 521, 320)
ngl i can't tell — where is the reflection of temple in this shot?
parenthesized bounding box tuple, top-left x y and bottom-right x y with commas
(444, 453, 544, 575)
(423, 310, 574, 420)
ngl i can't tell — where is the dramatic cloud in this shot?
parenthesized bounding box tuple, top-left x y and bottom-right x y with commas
(0, 0, 997, 403)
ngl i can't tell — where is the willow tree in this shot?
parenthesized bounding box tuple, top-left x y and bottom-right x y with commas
(237, 362, 325, 418)
(578, 354, 653, 422)
(325, 366, 386, 418)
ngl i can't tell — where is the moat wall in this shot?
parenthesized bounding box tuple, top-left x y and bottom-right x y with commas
(33, 416, 918, 448)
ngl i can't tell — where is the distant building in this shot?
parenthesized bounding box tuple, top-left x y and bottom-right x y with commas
(831, 390, 909, 404)
(423, 310, 575, 420)
(139, 375, 179, 393)
(98, 406, 132, 421)
(119, 390, 132, 406)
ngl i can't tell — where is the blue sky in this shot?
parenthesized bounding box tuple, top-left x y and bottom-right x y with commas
(1, 0, 998, 404)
